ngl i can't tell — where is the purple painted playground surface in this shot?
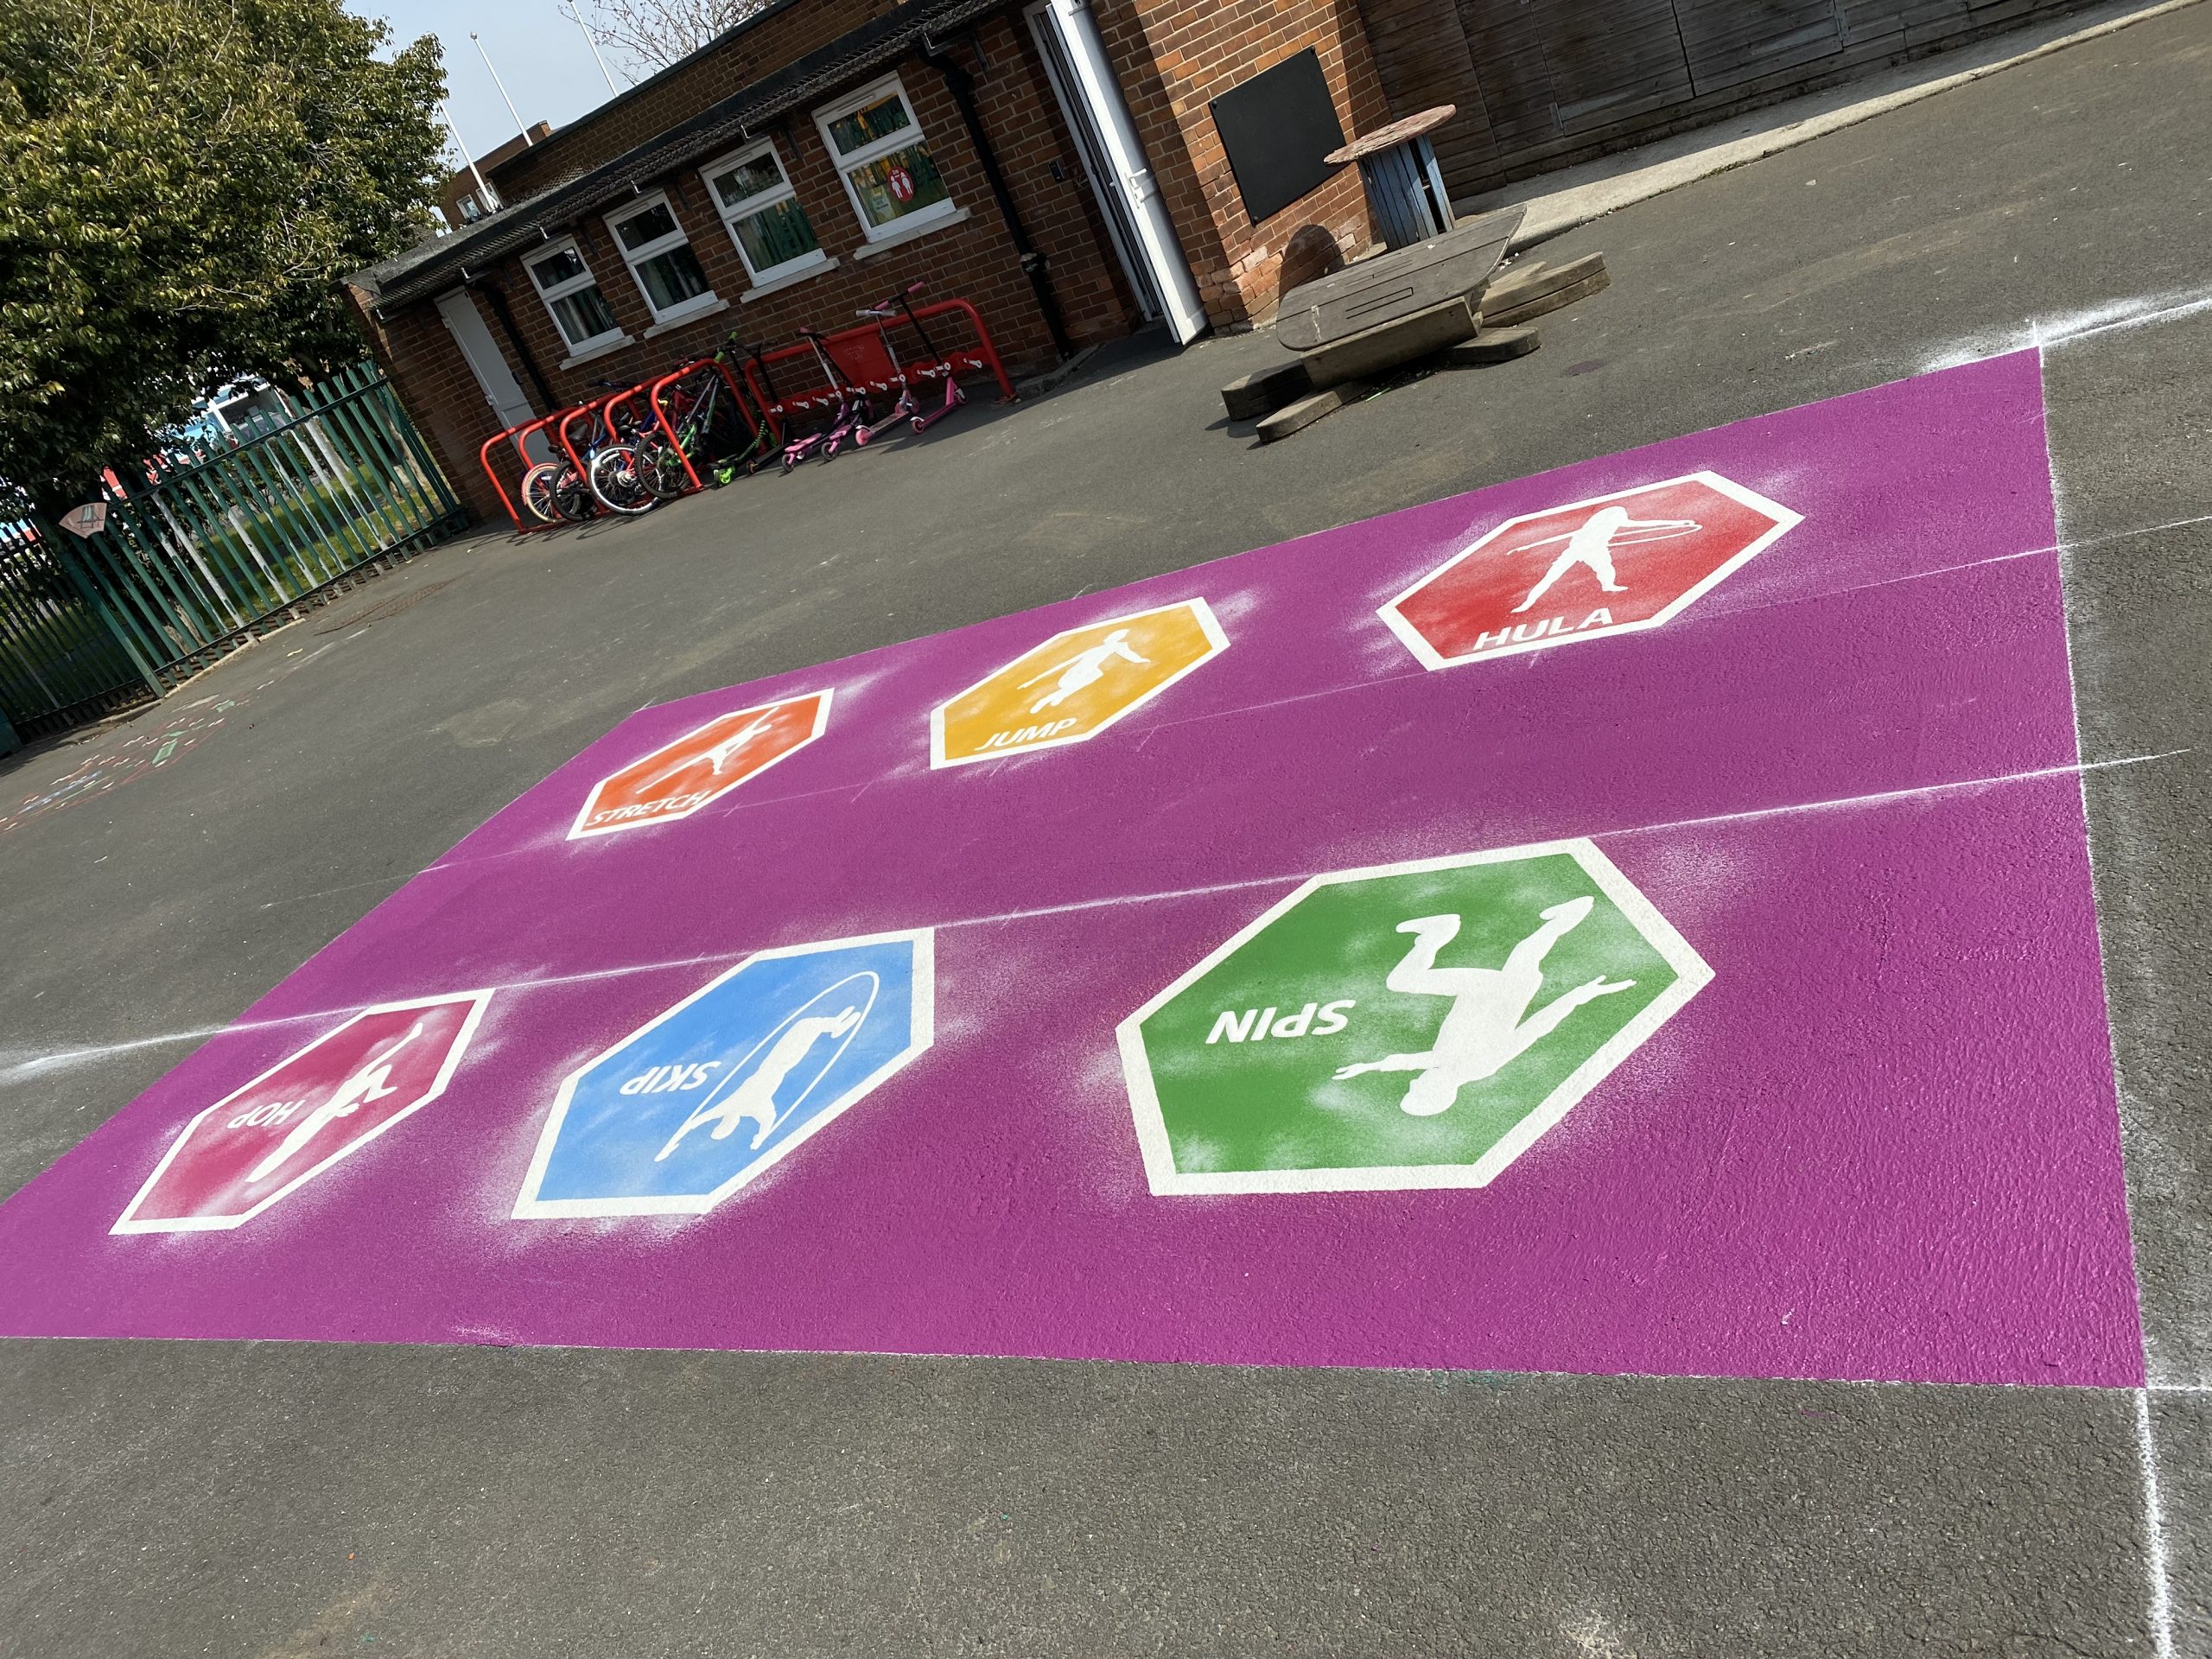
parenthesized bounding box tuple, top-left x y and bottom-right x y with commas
(0, 350, 2143, 1387)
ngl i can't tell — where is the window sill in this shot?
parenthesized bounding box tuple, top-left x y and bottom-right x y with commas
(740, 256, 838, 302)
(849, 207, 972, 262)
(558, 334, 635, 368)
(644, 296, 730, 337)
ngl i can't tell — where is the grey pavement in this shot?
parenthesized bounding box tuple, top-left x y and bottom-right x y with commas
(6, 5, 2212, 1652)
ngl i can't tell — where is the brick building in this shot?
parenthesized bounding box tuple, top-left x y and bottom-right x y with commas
(353, 0, 2105, 524)
(437, 123, 554, 230)
(350, 0, 1388, 521)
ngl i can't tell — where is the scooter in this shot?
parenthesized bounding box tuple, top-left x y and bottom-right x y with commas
(779, 328, 872, 471)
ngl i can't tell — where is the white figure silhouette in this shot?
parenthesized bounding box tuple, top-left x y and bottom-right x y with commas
(248, 1019, 426, 1182)
(1332, 898, 1636, 1117)
(1509, 505, 1700, 613)
(655, 1005, 864, 1160)
(1020, 628, 1149, 714)
(639, 711, 774, 793)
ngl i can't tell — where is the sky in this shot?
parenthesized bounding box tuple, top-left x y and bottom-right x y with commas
(346, 0, 648, 171)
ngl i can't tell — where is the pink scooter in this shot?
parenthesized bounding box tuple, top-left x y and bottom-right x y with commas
(854, 281, 965, 446)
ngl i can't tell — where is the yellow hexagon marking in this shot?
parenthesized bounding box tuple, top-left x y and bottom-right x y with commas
(930, 599, 1229, 768)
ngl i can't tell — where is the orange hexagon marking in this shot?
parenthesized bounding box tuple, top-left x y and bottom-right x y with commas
(930, 600, 1228, 768)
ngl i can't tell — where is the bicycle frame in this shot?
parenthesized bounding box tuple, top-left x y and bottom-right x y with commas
(646, 353, 763, 493)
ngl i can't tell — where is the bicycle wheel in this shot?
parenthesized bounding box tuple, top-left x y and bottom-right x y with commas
(589, 444, 657, 515)
(635, 433, 695, 499)
(520, 461, 565, 524)
(552, 467, 594, 522)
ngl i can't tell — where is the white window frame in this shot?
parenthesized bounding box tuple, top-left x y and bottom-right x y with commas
(602, 190, 721, 327)
(699, 139, 831, 289)
(523, 235, 626, 355)
(814, 73, 958, 245)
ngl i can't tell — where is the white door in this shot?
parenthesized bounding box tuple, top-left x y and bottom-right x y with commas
(435, 289, 549, 462)
(1033, 0, 1208, 345)
(1025, 0, 1160, 321)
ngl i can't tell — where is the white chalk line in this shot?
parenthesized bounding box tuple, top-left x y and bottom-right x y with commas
(2138, 1389, 2179, 1659)
(1920, 284, 2212, 375)
(405, 512, 2210, 887)
(5, 746, 2186, 1086)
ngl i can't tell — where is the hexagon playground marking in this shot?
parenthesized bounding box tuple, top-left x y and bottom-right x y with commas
(1118, 842, 1711, 1195)
(1380, 472, 1801, 669)
(512, 931, 933, 1218)
(930, 598, 1227, 767)
(113, 991, 494, 1234)
(571, 689, 831, 839)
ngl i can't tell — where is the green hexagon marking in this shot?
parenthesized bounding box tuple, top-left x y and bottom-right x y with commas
(1118, 841, 1712, 1194)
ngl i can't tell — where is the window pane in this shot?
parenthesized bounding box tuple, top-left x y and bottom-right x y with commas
(711, 154, 784, 207)
(844, 143, 948, 230)
(735, 198, 820, 273)
(614, 201, 680, 251)
(550, 284, 618, 345)
(638, 245, 711, 312)
(827, 92, 912, 158)
(530, 247, 588, 291)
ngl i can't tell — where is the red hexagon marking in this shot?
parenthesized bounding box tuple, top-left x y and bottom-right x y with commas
(1380, 471, 1801, 670)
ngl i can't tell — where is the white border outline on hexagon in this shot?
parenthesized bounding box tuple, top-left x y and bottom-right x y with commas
(510, 927, 935, 1219)
(569, 687, 835, 841)
(1116, 839, 1712, 1196)
(927, 597, 1229, 769)
(111, 988, 497, 1235)
(1376, 470, 1802, 671)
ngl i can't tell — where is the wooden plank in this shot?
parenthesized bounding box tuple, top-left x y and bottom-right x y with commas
(1300, 297, 1480, 390)
(1257, 382, 1371, 444)
(1480, 268, 1611, 328)
(1439, 325, 1541, 366)
(1274, 207, 1522, 351)
(1482, 251, 1605, 311)
(1221, 360, 1315, 422)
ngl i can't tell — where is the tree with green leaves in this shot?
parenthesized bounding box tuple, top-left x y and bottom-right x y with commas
(0, 1, 445, 517)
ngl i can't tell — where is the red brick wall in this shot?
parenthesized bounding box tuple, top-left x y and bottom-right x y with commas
(363, 16, 1141, 524)
(489, 0, 909, 201)
(1093, 0, 1390, 326)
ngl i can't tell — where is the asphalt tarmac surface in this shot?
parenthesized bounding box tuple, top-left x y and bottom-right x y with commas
(4, 5, 2210, 1652)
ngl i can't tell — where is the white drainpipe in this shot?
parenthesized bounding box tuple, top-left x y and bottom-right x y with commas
(1043, 0, 1210, 344)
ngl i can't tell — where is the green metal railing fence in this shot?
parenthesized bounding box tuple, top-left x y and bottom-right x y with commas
(0, 363, 467, 747)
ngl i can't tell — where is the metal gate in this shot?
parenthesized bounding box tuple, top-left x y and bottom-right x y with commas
(0, 363, 466, 746)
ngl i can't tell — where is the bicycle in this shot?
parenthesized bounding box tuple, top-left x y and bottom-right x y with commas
(635, 338, 778, 499)
(518, 382, 654, 521)
(587, 385, 658, 516)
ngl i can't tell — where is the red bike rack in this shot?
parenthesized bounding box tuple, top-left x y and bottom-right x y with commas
(556, 395, 613, 485)
(478, 410, 570, 536)
(474, 297, 1016, 528)
(646, 355, 760, 494)
(740, 297, 1015, 431)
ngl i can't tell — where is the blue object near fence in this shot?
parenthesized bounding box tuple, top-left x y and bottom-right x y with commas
(0, 363, 466, 743)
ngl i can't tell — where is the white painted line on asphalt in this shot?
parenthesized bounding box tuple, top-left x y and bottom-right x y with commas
(5, 748, 2190, 1089)
(2137, 1389, 2178, 1659)
(1923, 284, 2212, 374)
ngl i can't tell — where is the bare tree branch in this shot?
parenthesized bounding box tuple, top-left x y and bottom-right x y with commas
(563, 0, 774, 74)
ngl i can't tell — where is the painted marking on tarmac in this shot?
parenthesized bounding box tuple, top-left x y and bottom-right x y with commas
(512, 931, 932, 1218)
(1118, 841, 1710, 1196)
(1379, 471, 1801, 669)
(0, 353, 2143, 1387)
(571, 690, 831, 839)
(111, 991, 492, 1234)
(930, 598, 1226, 767)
